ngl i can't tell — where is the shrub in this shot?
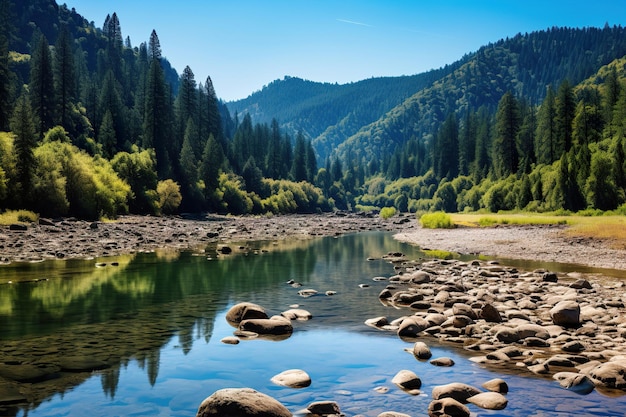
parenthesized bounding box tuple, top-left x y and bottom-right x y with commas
(156, 179, 182, 215)
(380, 207, 396, 219)
(420, 212, 454, 229)
(0, 210, 38, 225)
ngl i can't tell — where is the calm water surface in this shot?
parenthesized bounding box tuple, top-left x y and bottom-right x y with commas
(1, 232, 625, 417)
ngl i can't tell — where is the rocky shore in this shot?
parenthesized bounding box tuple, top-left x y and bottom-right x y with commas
(0, 212, 412, 266)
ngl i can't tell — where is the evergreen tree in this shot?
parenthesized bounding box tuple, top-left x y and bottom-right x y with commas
(586, 150, 621, 210)
(30, 32, 56, 137)
(305, 139, 317, 183)
(471, 108, 491, 181)
(179, 119, 200, 207)
(204, 76, 223, 148)
(54, 25, 75, 132)
(493, 92, 520, 177)
(291, 131, 307, 181)
(143, 30, 170, 178)
(198, 133, 224, 207)
(555, 80, 575, 153)
(603, 65, 621, 138)
(266, 118, 282, 178)
(517, 100, 536, 173)
(98, 70, 124, 151)
(98, 109, 116, 157)
(433, 113, 459, 179)
(176, 66, 197, 155)
(458, 110, 476, 176)
(536, 85, 557, 164)
(0, 0, 13, 131)
(10, 92, 37, 204)
(241, 156, 263, 195)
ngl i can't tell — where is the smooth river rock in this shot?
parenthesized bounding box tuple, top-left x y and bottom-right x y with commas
(270, 369, 311, 388)
(466, 392, 508, 410)
(427, 397, 470, 417)
(391, 369, 422, 395)
(550, 300, 581, 328)
(196, 388, 291, 417)
(225, 302, 268, 326)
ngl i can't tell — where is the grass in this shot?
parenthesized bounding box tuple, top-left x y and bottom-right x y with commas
(449, 212, 626, 250)
(420, 212, 454, 229)
(0, 210, 39, 225)
(422, 249, 457, 260)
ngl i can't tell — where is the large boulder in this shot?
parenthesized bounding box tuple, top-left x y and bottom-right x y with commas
(391, 369, 422, 395)
(196, 388, 291, 417)
(466, 392, 508, 410)
(239, 316, 293, 337)
(588, 360, 626, 389)
(226, 302, 268, 326)
(550, 300, 581, 328)
(397, 316, 430, 338)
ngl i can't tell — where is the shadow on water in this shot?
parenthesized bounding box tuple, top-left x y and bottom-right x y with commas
(0, 232, 624, 416)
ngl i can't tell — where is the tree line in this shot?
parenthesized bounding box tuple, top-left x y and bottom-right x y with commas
(0, 2, 330, 219)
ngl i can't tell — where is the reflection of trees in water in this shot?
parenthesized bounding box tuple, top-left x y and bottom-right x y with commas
(101, 366, 120, 399)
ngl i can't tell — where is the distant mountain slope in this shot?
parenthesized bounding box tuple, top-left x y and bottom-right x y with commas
(226, 62, 467, 162)
(334, 26, 626, 166)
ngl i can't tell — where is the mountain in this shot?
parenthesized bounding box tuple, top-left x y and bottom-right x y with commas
(226, 62, 467, 162)
(228, 26, 626, 167)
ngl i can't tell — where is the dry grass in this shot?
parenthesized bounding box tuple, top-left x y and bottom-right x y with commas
(450, 213, 626, 250)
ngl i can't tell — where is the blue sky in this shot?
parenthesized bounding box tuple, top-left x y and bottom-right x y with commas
(65, 0, 625, 102)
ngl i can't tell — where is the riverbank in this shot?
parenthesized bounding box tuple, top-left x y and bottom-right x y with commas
(0, 212, 412, 264)
(395, 224, 626, 272)
(1, 213, 625, 272)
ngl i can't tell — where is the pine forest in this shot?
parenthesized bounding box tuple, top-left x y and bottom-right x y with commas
(2, 0, 626, 220)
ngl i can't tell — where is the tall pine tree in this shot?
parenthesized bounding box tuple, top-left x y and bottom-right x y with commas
(30, 32, 56, 138)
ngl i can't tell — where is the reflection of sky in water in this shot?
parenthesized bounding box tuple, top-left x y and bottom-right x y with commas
(7, 232, 626, 417)
(26, 310, 626, 417)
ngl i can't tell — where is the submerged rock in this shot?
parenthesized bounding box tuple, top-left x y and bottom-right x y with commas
(271, 369, 311, 388)
(225, 302, 268, 326)
(391, 369, 422, 395)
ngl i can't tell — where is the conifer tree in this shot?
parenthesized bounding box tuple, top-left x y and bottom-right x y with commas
(536, 85, 557, 164)
(10, 92, 37, 204)
(433, 113, 459, 179)
(493, 92, 520, 177)
(305, 139, 317, 183)
(30, 32, 56, 138)
(176, 66, 197, 155)
(198, 133, 224, 208)
(204, 76, 223, 148)
(0, 0, 13, 131)
(555, 80, 575, 153)
(292, 131, 307, 181)
(266, 118, 282, 178)
(54, 25, 76, 132)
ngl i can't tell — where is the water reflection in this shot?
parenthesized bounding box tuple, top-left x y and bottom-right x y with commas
(0, 232, 625, 416)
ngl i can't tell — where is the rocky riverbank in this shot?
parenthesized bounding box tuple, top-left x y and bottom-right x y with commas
(0, 212, 412, 265)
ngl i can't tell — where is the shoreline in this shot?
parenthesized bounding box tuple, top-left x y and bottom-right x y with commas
(1, 213, 625, 273)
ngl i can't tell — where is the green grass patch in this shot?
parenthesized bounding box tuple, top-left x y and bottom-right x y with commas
(380, 207, 396, 219)
(420, 212, 454, 229)
(0, 210, 39, 225)
(422, 249, 457, 260)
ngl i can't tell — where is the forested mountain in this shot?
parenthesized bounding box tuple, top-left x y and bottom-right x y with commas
(1, 0, 625, 220)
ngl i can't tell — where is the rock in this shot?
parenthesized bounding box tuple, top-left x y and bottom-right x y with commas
(378, 289, 393, 299)
(365, 316, 389, 328)
(413, 341, 433, 360)
(553, 372, 596, 394)
(466, 392, 508, 410)
(481, 378, 508, 394)
(298, 288, 318, 298)
(196, 388, 291, 417)
(8, 224, 27, 231)
(570, 279, 592, 290)
(239, 317, 293, 337)
(270, 369, 311, 388)
(562, 340, 585, 353)
(378, 412, 411, 417)
(430, 357, 455, 367)
(391, 369, 422, 394)
(219, 246, 232, 254)
(542, 272, 558, 282)
(550, 300, 581, 328)
(432, 382, 481, 403)
(225, 302, 268, 326)
(280, 308, 312, 321)
(495, 327, 520, 343)
(588, 360, 626, 389)
(306, 401, 341, 416)
(452, 303, 477, 320)
(427, 398, 470, 417)
(479, 303, 502, 323)
(220, 336, 240, 345)
(397, 316, 430, 337)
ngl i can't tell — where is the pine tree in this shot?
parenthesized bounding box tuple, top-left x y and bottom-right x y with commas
(53, 25, 75, 133)
(0, 0, 13, 131)
(198, 133, 224, 208)
(30, 32, 56, 138)
(144, 30, 170, 178)
(10, 92, 37, 204)
(176, 66, 197, 155)
(204, 76, 223, 148)
(305, 139, 317, 183)
(266, 118, 282, 178)
(535, 85, 557, 164)
(291, 131, 307, 181)
(433, 113, 459, 179)
(493, 92, 520, 177)
(517, 100, 536, 173)
(555, 80, 575, 153)
(98, 70, 125, 151)
(98, 110, 116, 158)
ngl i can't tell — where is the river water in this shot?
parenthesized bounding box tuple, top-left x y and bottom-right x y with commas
(0, 232, 625, 416)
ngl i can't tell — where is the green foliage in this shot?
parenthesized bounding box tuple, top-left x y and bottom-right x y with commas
(156, 179, 182, 215)
(420, 212, 454, 229)
(379, 207, 396, 219)
(0, 210, 38, 225)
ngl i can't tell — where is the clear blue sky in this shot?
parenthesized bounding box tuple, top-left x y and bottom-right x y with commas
(64, 0, 624, 102)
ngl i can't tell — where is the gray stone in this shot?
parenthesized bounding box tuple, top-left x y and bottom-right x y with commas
(481, 378, 508, 393)
(466, 392, 508, 410)
(588, 360, 626, 389)
(397, 316, 430, 338)
(306, 401, 341, 416)
(550, 300, 581, 328)
(427, 398, 470, 417)
(391, 369, 422, 394)
(239, 317, 293, 337)
(413, 341, 433, 360)
(430, 357, 455, 367)
(226, 302, 268, 326)
(480, 303, 502, 323)
(196, 388, 291, 417)
(553, 372, 595, 395)
(432, 382, 481, 403)
(270, 369, 311, 388)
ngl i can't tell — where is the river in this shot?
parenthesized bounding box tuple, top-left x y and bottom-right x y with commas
(0, 232, 625, 416)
